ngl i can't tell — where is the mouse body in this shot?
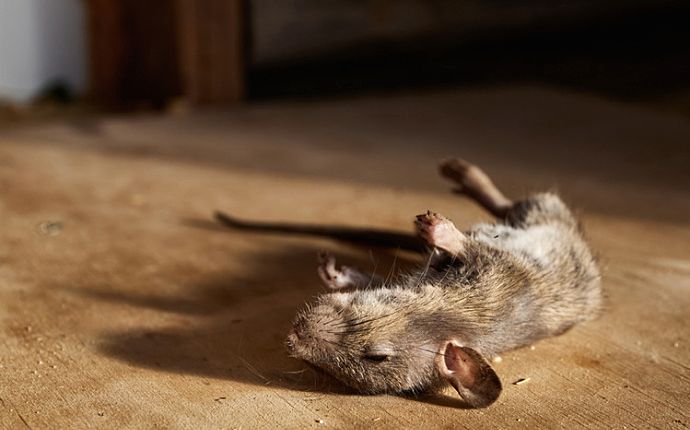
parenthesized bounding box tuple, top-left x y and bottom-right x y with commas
(218, 158, 602, 407)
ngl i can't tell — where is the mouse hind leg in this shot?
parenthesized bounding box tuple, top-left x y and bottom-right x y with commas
(317, 252, 383, 290)
(440, 159, 577, 228)
(439, 158, 513, 219)
(505, 192, 578, 229)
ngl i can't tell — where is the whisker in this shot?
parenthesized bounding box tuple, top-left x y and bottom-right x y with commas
(416, 347, 446, 357)
(435, 254, 458, 286)
(414, 250, 435, 289)
(383, 247, 400, 286)
(365, 255, 381, 289)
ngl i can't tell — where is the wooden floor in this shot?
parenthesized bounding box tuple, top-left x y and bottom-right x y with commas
(0, 87, 688, 429)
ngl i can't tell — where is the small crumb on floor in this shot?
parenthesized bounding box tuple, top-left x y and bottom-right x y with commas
(38, 221, 63, 236)
(529, 345, 536, 351)
(492, 356, 503, 363)
(673, 341, 680, 348)
(315, 419, 325, 424)
(513, 377, 531, 385)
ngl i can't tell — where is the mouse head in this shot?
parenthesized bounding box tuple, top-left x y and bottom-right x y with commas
(286, 287, 502, 407)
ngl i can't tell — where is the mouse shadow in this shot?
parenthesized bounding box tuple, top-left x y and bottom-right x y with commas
(84, 219, 422, 396)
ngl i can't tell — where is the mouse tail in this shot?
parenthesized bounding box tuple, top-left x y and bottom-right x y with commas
(214, 211, 426, 253)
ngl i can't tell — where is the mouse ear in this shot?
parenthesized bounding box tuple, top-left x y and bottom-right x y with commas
(435, 341, 502, 408)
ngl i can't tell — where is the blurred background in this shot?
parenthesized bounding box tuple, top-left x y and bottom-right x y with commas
(0, 0, 688, 111)
(1, 0, 687, 221)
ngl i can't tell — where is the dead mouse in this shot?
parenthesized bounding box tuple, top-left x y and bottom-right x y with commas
(216, 158, 602, 407)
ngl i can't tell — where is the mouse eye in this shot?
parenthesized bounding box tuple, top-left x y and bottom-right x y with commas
(363, 344, 394, 362)
(363, 354, 389, 363)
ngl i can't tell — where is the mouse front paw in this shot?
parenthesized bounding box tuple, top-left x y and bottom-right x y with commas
(415, 211, 451, 244)
(317, 252, 355, 290)
(317, 252, 381, 290)
(415, 211, 467, 255)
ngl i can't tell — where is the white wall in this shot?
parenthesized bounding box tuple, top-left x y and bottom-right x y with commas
(0, 0, 86, 103)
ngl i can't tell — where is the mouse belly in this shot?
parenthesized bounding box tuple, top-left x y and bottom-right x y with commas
(470, 223, 566, 269)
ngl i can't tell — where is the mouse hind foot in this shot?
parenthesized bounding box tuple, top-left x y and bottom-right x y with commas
(439, 158, 513, 219)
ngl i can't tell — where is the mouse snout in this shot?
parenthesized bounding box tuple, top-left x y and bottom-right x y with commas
(286, 314, 313, 357)
(291, 316, 318, 341)
(288, 305, 344, 352)
(285, 328, 299, 354)
(291, 314, 309, 340)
